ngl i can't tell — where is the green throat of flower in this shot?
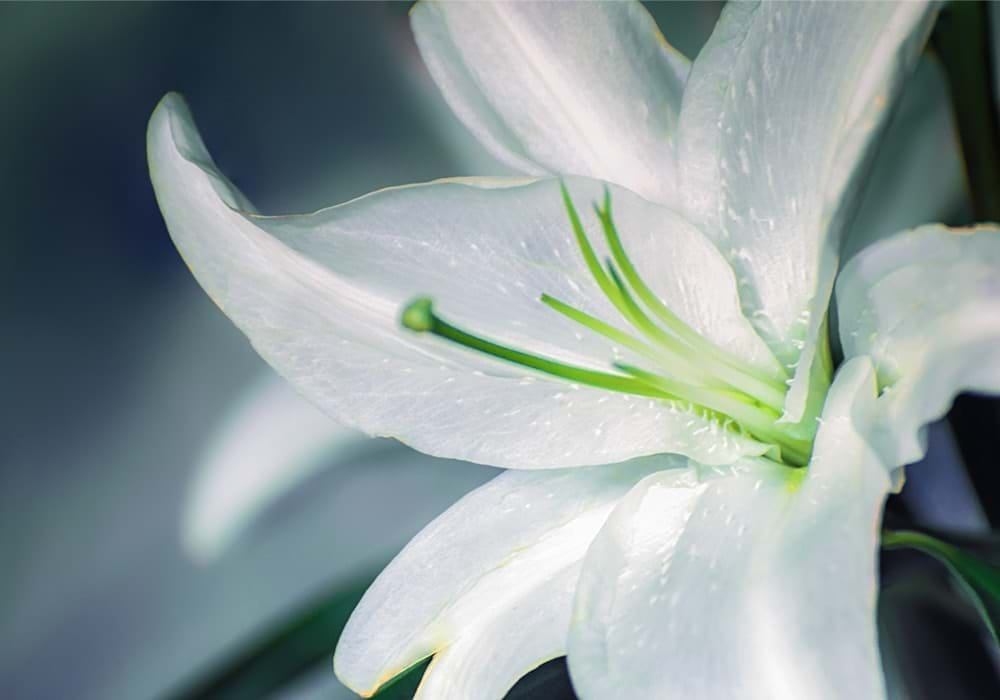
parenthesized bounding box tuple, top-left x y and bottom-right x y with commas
(401, 184, 813, 467)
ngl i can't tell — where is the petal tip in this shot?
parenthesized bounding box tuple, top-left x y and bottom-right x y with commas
(147, 91, 189, 146)
(332, 646, 391, 699)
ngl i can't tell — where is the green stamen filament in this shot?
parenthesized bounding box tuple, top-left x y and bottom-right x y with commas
(605, 260, 787, 411)
(614, 363, 810, 467)
(401, 298, 674, 400)
(397, 185, 815, 468)
(563, 184, 689, 372)
(594, 188, 790, 389)
(603, 262, 731, 386)
(563, 184, 786, 412)
(400, 298, 813, 465)
(560, 184, 636, 324)
(540, 293, 722, 389)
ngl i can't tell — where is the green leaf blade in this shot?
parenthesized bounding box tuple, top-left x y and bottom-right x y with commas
(883, 529, 1000, 645)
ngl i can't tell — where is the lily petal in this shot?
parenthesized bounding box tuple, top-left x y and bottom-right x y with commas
(148, 93, 775, 469)
(844, 55, 965, 262)
(838, 224, 1000, 467)
(569, 357, 892, 699)
(334, 457, 679, 698)
(678, 0, 937, 421)
(411, 0, 689, 204)
(412, 563, 578, 700)
(182, 373, 366, 562)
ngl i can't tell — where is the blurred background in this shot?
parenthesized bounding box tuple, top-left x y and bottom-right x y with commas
(1, 2, 996, 699)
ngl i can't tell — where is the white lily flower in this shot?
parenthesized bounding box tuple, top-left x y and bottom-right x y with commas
(146, 1, 1000, 698)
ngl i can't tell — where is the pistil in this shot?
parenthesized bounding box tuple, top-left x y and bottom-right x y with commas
(399, 185, 815, 467)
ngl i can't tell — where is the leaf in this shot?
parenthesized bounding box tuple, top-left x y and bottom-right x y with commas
(165, 566, 426, 700)
(882, 528, 1000, 645)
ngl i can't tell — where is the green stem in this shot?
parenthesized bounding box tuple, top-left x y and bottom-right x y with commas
(932, 1, 1000, 221)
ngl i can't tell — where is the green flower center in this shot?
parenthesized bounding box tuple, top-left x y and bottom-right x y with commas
(401, 184, 813, 467)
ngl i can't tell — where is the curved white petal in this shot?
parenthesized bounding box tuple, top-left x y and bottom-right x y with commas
(843, 55, 965, 262)
(411, 0, 689, 204)
(413, 563, 578, 700)
(149, 93, 776, 469)
(182, 373, 366, 562)
(334, 456, 681, 697)
(569, 357, 892, 699)
(838, 224, 1000, 466)
(678, 0, 937, 422)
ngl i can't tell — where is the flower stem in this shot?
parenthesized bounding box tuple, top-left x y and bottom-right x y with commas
(932, 1, 1000, 221)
